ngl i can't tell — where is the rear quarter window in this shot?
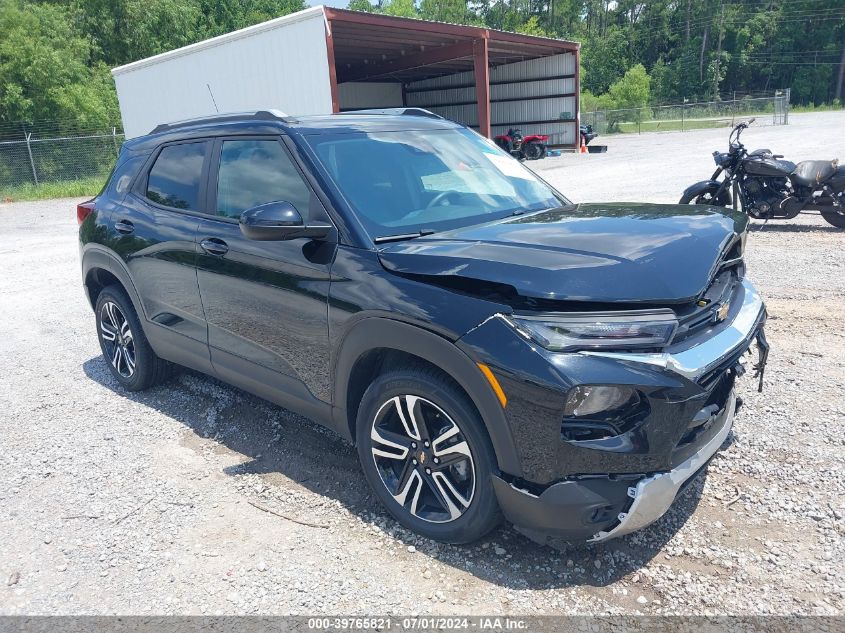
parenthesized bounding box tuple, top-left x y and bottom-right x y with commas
(104, 154, 147, 197)
(146, 142, 207, 210)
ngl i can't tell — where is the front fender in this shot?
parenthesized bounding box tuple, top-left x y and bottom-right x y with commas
(681, 180, 732, 206)
(331, 317, 523, 477)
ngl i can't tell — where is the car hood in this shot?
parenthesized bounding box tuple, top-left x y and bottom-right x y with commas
(378, 203, 747, 304)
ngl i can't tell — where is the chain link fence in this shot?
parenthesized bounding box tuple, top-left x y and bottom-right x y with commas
(0, 91, 793, 193)
(0, 121, 125, 194)
(582, 90, 790, 136)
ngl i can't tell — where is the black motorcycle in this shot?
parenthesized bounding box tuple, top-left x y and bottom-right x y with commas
(681, 119, 845, 228)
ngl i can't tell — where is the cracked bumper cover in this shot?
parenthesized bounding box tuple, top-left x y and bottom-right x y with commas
(588, 390, 736, 542)
(491, 279, 764, 542)
(492, 394, 736, 543)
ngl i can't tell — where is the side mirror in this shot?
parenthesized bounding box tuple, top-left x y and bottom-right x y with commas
(239, 201, 332, 241)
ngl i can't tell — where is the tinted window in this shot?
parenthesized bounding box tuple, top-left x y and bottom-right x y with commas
(146, 142, 207, 210)
(109, 155, 146, 196)
(216, 139, 311, 219)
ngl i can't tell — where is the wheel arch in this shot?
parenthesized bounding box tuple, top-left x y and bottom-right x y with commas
(332, 318, 523, 478)
(82, 248, 145, 318)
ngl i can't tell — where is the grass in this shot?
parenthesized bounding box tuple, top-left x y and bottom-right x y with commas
(789, 102, 844, 113)
(1, 176, 107, 203)
(616, 118, 731, 134)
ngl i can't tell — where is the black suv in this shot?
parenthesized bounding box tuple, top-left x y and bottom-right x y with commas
(79, 110, 768, 544)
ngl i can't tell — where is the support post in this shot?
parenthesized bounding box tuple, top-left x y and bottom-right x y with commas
(324, 19, 340, 113)
(112, 127, 119, 155)
(24, 130, 38, 186)
(473, 37, 490, 138)
(573, 46, 581, 151)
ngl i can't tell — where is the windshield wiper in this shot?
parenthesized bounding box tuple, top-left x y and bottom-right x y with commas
(373, 229, 436, 244)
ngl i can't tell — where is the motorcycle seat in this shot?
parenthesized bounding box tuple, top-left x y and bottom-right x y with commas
(791, 160, 838, 187)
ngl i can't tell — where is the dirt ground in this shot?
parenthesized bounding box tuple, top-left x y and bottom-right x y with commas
(0, 112, 843, 615)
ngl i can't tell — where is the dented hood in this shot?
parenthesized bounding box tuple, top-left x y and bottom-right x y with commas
(378, 203, 747, 304)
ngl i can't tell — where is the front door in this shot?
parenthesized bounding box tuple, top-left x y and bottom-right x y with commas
(195, 136, 336, 407)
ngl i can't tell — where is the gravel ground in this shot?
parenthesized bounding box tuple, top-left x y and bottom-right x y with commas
(1, 111, 843, 616)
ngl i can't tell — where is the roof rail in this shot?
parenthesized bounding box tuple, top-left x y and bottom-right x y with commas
(149, 109, 295, 135)
(339, 107, 445, 120)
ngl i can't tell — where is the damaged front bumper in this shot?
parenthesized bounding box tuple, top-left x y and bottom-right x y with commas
(588, 390, 736, 542)
(492, 391, 737, 543)
(483, 279, 767, 542)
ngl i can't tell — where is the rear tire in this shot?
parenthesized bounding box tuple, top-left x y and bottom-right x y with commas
(356, 366, 502, 543)
(95, 285, 170, 391)
(821, 210, 845, 228)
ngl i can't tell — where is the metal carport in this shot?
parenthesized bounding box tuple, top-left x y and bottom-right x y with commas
(112, 6, 579, 146)
(325, 9, 580, 147)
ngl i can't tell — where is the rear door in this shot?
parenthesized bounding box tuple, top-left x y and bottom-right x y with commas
(114, 139, 212, 370)
(194, 136, 337, 406)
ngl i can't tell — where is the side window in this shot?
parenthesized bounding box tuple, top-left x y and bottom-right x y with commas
(146, 142, 207, 210)
(216, 139, 312, 219)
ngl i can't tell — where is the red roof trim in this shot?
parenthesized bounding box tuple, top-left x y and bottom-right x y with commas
(324, 8, 579, 52)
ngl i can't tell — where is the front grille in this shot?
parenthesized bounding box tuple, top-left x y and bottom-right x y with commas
(672, 269, 741, 345)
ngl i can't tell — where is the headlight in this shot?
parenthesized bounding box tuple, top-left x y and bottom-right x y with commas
(509, 311, 677, 352)
(713, 152, 732, 167)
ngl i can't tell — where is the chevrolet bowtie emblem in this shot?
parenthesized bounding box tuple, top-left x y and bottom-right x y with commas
(716, 302, 730, 322)
(418, 452, 426, 464)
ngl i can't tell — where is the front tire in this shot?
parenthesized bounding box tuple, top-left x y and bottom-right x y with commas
(95, 285, 170, 391)
(356, 367, 501, 543)
(524, 142, 545, 160)
(680, 189, 730, 206)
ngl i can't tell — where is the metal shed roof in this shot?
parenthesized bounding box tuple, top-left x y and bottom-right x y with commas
(325, 8, 579, 84)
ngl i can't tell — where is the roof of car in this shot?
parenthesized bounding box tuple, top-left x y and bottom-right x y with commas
(123, 110, 463, 151)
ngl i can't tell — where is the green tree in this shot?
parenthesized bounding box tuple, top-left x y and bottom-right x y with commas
(346, 0, 375, 12)
(608, 63, 651, 110)
(381, 0, 417, 18)
(516, 16, 549, 37)
(581, 26, 629, 94)
(0, 0, 119, 126)
(419, 0, 474, 24)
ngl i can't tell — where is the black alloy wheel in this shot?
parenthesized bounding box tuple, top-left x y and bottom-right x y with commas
(99, 300, 136, 379)
(356, 367, 501, 543)
(370, 394, 476, 523)
(94, 285, 170, 391)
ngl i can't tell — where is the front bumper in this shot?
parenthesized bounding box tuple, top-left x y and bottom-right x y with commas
(460, 279, 766, 541)
(492, 390, 736, 542)
(588, 390, 736, 542)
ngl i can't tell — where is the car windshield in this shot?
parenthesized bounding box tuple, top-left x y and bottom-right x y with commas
(305, 127, 566, 239)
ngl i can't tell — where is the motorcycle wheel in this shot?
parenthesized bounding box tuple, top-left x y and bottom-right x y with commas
(524, 142, 545, 160)
(821, 210, 845, 229)
(679, 190, 730, 206)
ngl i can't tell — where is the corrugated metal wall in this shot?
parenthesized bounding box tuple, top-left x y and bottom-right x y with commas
(112, 7, 332, 138)
(405, 53, 577, 146)
(338, 82, 403, 110)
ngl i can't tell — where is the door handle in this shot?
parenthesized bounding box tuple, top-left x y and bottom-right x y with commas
(114, 219, 134, 234)
(200, 238, 229, 256)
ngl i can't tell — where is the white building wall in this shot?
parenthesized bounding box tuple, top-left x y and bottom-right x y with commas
(112, 7, 332, 138)
(405, 52, 577, 145)
(338, 82, 404, 110)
